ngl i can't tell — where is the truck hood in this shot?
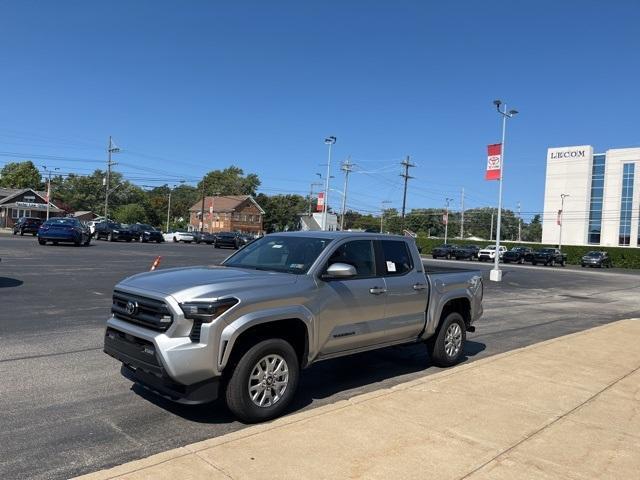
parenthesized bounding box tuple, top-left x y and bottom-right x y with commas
(117, 266, 299, 300)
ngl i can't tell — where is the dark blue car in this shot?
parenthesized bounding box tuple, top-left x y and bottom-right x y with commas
(38, 218, 92, 246)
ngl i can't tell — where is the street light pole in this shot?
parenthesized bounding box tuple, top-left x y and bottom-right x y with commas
(490, 100, 518, 282)
(322, 136, 336, 231)
(42, 165, 59, 220)
(559, 193, 570, 250)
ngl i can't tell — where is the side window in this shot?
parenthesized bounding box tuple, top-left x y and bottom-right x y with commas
(327, 240, 376, 278)
(381, 240, 413, 276)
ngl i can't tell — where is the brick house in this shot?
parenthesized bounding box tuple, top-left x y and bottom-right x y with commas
(188, 195, 265, 235)
(0, 188, 64, 228)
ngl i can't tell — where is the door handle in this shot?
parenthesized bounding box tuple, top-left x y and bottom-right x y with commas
(413, 283, 427, 291)
(369, 286, 387, 295)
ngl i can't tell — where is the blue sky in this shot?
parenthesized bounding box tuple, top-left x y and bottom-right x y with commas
(1, 0, 639, 220)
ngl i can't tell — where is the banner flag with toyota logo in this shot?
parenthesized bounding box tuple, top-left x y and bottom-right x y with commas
(486, 143, 502, 180)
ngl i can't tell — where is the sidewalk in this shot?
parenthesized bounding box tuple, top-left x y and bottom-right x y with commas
(76, 319, 640, 480)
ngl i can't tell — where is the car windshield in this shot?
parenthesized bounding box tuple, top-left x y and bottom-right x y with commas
(44, 218, 78, 227)
(510, 248, 524, 252)
(223, 236, 333, 274)
(138, 224, 154, 230)
(539, 248, 555, 254)
(586, 251, 602, 257)
(484, 246, 496, 250)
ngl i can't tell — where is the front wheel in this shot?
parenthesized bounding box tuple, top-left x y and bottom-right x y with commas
(38, 239, 46, 245)
(225, 338, 299, 423)
(427, 312, 466, 367)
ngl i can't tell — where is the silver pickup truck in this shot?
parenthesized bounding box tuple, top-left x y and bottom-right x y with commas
(104, 232, 483, 422)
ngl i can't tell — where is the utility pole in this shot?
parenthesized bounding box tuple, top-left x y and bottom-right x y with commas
(517, 201, 522, 242)
(322, 136, 337, 231)
(380, 200, 392, 233)
(339, 157, 353, 230)
(42, 165, 59, 220)
(104, 136, 120, 220)
(400, 156, 415, 219)
(459, 187, 465, 239)
(444, 198, 453, 244)
(200, 182, 206, 234)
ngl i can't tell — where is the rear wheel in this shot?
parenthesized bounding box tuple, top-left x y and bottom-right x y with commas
(550, 259, 555, 267)
(108, 233, 114, 242)
(38, 239, 46, 245)
(225, 338, 299, 423)
(427, 312, 466, 367)
(20, 230, 24, 236)
(173, 236, 178, 243)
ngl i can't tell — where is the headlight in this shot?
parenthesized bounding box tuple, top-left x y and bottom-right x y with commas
(113, 230, 119, 233)
(180, 298, 238, 323)
(144, 231, 150, 234)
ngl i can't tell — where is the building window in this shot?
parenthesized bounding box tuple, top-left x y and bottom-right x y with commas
(587, 154, 605, 244)
(619, 163, 635, 246)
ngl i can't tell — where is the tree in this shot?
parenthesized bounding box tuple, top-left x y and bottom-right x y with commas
(197, 166, 260, 196)
(523, 214, 542, 242)
(113, 203, 147, 224)
(0, 161, 43, 189)
(256, 193, 307, 232)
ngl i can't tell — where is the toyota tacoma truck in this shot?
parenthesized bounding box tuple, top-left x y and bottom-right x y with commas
(104, 232, 483, 422)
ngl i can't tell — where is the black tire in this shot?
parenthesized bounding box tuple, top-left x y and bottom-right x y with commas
(427, 312, 466, 367)
(215, 243, 220, 248)
(432, 255, 437, 259)
(225, 338, 299, 423)
(550, 259, 555, 267)
(157, 239, 162, 243)
(532, 261, 537, 266)
(126, 239, 132, 242)
(20, 230, 24, 236)
(32, 232, 37, 236)
(13, 230, 17, 235)
(108, 233, 114, 242)
(560, 260, 565, 267)
(173, 236, 178, 243)
(84, 238, 91, 246)
(52, 241, 58, 246)
(581, 264, 585, 268)
(38, 239, 46, 245)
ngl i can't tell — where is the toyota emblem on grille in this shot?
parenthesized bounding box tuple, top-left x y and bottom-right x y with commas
(125, 300, 139, 316)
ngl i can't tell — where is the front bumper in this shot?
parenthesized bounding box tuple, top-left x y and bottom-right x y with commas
(104, 327, 220, 404)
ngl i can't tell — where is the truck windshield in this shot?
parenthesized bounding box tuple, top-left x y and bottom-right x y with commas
(222, 236, 333, 274)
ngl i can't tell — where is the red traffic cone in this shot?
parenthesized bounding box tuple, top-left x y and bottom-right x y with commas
(150, 256, 162, 271)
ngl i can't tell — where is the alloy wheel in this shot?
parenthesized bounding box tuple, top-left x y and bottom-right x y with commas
(247, 354, 289, 408)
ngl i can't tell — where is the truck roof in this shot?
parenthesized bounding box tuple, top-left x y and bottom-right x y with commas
(266, 231, 413, 240)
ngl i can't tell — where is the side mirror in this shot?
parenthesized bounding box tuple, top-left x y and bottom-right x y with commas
(324, 262, 357, 279)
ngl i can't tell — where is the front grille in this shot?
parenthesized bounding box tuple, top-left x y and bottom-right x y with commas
(190, 320, 203, 342)
(112, 290, 173, 331)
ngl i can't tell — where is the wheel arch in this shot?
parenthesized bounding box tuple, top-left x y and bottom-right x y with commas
(219, 307, 314, 372)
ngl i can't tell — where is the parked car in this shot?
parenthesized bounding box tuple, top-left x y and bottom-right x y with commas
(453, 245, 480, 260)
(13, 217, 43, 236)
(37, 218, 91, 246)
(478, 245, 507, 262)
(215, 231, 241, 249)
(104, 232, 484, 422)
(129, 224, 164, 243)
(163, 231, 194, 243)
(431, 244, 457, 259)
(581, 251, 612, 268)
(94, 222, 134, 242)
(532, 248, 567, 267)
(502, 247, 533, 264)
(237, 234, 255, 248)
(192, 231, 217, 245)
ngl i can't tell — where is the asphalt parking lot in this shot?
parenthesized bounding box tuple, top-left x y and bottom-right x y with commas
(1, 235, 640, 480)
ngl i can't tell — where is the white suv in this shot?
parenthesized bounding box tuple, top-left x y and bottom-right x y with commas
(478, 245, 507, 262)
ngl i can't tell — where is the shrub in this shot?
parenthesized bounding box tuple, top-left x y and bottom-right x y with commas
(416, 237, 640, 269)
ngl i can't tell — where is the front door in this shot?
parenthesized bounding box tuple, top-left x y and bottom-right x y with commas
(316, 239, 388, 356)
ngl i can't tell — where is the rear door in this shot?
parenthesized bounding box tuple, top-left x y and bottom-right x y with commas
(378, 239, 429, 342)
